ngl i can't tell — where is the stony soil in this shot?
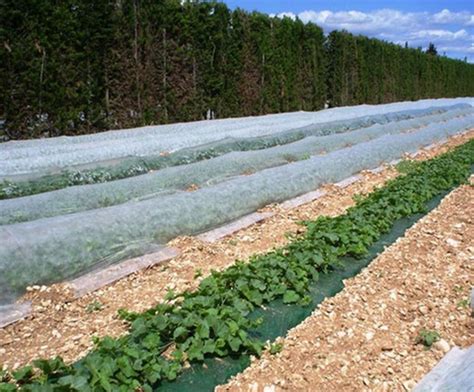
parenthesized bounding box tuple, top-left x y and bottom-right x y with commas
(218, 183, 474, 392)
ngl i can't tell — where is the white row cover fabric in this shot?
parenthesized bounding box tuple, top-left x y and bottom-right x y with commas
(0, 106, 472, 225)
(0, 111, 472, 304)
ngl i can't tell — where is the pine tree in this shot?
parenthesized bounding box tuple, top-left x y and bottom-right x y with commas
(426, 42, 438, 56)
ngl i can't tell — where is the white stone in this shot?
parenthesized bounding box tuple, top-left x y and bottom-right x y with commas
(365, 331, 375, 341)
(446, 238, 460, 248)
(433, 339, 450, 354)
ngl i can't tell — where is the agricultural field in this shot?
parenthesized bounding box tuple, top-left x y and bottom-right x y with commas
(0, 98, 473, 391)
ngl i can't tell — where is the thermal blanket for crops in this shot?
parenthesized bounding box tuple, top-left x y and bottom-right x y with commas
(0, 99, 473, 304)
(0, 98, 473, 178)
(1, 105, 472, 225)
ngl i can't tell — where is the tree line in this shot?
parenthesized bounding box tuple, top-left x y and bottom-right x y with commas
(1, 0, 473, 140)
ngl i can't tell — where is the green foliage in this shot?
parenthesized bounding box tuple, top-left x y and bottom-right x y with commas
(395, 159, 419, 174)
(269, 342, 284, 355)
(417, 329, 440, 348)
(3, 1, 471, 139)
(426, 42, 438, 56)
(1, 0, 326, 139)
(2, 140, 473, 390)
(86, 300, 104, 313)
(457, 299, 470, 309)
(326, 30, 474, 107)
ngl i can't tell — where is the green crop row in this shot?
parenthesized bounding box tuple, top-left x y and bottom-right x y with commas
(0, 133, 309, 200)
(1, 139, 473, 391)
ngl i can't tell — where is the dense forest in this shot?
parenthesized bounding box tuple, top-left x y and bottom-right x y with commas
(1, 0, 473, 139)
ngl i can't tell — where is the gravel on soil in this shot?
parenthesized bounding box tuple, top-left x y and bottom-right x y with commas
(218, 183, 474, 392)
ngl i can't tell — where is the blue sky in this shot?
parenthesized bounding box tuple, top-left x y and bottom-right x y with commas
(224, 1, 474, 62)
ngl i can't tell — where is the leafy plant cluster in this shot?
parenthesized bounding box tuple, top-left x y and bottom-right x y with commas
(416, 329, 441, 348)
(1, 140, 473, 391)
(1, 1, 473, 139)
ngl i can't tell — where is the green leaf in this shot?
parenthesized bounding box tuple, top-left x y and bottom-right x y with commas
(142, 333, 160, 350)
(165, 289, 176, 301)
(187, 339, 204, 361)
(117, 356, 135, 378)
(58, 375, 89, 389)
(0, 383, 17, 392)
(196, 321, 210, 339)
(228, 337, 241, 352)
(283, 290, 300, 304)
(270, 342, 283, 355)
(202, 340, 216, 354)
(173, 326, 188, 340)
(12, 366, 33, 383)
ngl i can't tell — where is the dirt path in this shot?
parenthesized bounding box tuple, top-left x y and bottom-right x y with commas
(0, 131, 472, 370)
(218, 183, 474, 392)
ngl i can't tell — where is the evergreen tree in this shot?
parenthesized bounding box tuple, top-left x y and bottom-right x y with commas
(426, 42, 438, 56)
(1, 1, 473, 139)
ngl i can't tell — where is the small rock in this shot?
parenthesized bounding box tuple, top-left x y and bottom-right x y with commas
(249, 383, 259, 392)
(446, 238, 460, 248)
(433, 339, 450, 353)
(419, 305, 429, 315)
(263, 385, 276, 392)
(403, 380, 417, 390)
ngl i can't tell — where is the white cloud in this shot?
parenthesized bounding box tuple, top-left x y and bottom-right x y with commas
(432, 9, 472, 25)
(409, 29, 470, 41)
(272, 12, 296, 20)
(272, 8, 474, 62)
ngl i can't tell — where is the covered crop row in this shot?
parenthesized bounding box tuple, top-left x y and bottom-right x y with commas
(2, 99, 472, 156)
(1, 1, 474, 139)
(0, 104, 464, 179)
(0, 113, 472, 304)
(0, 106, 473, 224)
(1, 103, 471, 200)
(1, 138, 472, 391)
